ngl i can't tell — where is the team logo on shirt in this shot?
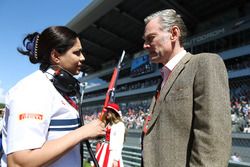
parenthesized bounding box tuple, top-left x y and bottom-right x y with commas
(19, 113, 43, 120)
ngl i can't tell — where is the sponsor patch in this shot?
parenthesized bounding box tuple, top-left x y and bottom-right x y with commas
(19, 113, 43, 120)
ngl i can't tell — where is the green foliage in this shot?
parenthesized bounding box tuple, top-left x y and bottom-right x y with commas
(0, 103, 5, 108)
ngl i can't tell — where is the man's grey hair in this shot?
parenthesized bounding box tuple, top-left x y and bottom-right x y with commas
(144, 9, 187, 45)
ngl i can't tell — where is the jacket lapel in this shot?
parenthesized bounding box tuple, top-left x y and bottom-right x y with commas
(160, 53, 192, 99)
(146, 53, 192, 133)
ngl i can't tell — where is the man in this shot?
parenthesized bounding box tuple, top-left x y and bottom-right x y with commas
(142, 9, 231, 167)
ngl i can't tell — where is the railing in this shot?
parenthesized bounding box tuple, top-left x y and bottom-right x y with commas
(229, 160, 250, 167)
(121, 145, 141, 166)
(83, 144, 141, 167)
(83, 144, 250, 167)
(82, 132, 250, 167)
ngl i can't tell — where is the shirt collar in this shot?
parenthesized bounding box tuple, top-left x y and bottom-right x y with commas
(160, 49, 186, 80)
(165, 49, 186, 71)
(44, 68, 56, 80)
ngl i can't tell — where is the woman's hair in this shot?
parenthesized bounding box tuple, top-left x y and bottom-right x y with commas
(101, 108, 127, 142)
(102, 109, 123, 126)
(144, 9, 187, 45)
(17, 26, 79, 71)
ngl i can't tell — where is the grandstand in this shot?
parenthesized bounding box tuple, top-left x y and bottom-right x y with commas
(67, 0, 250, 166)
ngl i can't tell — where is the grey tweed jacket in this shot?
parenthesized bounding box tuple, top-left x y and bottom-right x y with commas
(143, 52, 231, 167)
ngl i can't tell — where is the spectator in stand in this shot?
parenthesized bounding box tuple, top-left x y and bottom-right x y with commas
(231, 152, 242, 162)
(141, 9, 231, 166)
(96, 103, 126, 167)
(2, 26, 105, 167)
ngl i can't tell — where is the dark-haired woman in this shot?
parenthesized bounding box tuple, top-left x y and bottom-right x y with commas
(96, 103, 125, 167)
(1, 26, 105, 167)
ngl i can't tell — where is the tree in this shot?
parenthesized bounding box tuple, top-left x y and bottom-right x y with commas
(0, 103, 5, 108)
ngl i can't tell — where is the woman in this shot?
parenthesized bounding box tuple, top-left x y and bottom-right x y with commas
(96, 103, 125, 167)
(1, 26, 105, 167)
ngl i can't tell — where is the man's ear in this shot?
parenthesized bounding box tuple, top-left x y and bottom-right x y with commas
(50, 49, 60, 65)
(170, 26, 180, 41)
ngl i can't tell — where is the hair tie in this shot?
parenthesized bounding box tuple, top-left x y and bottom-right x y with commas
(26, 34, 39, 59)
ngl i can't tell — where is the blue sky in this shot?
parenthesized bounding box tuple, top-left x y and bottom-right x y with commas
(0, 0, 92, 103)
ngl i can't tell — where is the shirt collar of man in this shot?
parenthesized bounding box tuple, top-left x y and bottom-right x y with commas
(160, 49, 186, 81)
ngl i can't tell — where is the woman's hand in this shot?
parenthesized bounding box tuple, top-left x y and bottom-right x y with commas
(112, 160, 119, 167)
(83, 119, 106, 139)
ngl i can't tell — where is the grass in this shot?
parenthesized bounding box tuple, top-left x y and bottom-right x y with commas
(83, 160, 92, 167)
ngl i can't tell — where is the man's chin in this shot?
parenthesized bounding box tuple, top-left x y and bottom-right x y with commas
(149, 53, 160, 63)
(150, 57, 159, 64)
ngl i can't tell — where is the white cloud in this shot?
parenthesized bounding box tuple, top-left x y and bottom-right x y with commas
(0, 81, 5, 103)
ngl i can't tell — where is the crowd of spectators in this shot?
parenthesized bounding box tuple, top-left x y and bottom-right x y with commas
(82, 94, 250, 133)
(82, 100, 150, 130)
(231, 95, 250, 133)
(122, 107, 148, 130)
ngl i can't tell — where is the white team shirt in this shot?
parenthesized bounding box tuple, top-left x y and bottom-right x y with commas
(1, 70, 81, 167)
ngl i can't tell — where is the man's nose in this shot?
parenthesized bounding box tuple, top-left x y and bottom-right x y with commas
(143, 42, 150, 49)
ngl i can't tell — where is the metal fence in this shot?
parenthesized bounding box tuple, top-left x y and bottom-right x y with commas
(83, 143, 141, 167)
(83, 141, 250, 167)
